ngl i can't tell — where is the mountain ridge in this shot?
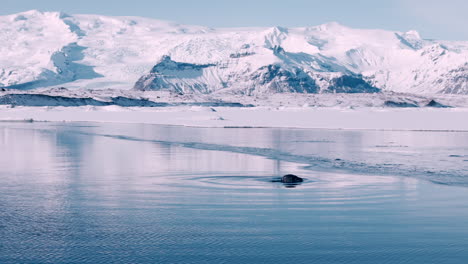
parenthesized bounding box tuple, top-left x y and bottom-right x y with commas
(0, 10, 466, 94)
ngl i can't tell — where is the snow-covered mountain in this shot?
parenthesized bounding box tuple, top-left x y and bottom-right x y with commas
(0, 10, 467, 94)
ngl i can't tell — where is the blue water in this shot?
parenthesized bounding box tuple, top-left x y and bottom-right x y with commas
(1, 122, 468, 263)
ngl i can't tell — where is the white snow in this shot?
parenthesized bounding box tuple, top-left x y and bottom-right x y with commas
(0, 10, 466, 94)
(1, 105, 468, 131)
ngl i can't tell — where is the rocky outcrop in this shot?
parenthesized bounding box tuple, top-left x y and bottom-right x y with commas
(247, 65, 319, 94)
(134, 56, 379, 95)
(134, 56, 217, 93)
(440, 63, 468, 94)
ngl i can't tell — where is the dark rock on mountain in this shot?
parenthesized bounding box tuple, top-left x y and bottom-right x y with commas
(425, 100, 451, 108)
(384, 100, 419, 108)
(328, 75, 380, 93)
(110, 96, 169, 107)
(0, 94, 109, 107)
(134, 56, 216, 93)
(249, 65, 319, 93)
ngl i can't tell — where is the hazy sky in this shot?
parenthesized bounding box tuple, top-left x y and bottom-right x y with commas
(2, 0, 467, 40)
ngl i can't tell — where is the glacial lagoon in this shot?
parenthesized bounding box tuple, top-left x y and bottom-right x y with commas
(1, 122, 468, 263)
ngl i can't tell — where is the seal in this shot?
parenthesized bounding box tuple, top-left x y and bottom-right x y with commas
(281, 174, 304, 183)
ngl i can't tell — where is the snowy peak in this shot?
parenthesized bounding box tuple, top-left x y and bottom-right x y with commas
(0, 10, 80, 88)
(312, 21, 349, 32)
(396, 30, 424, 50)
(0, 11, 467, 95)
(263, 26, 289, 48)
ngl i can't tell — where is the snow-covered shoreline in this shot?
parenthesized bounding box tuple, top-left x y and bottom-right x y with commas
(1, 90, 467, 131)
(1, 105, 468, 131)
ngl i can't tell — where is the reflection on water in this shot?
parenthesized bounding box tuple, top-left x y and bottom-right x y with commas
(1, 122, 468, 264)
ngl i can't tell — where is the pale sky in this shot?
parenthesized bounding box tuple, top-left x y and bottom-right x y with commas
(1, 0, 467, 40)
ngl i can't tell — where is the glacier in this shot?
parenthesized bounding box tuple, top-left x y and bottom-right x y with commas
(0, 10, 467, 95)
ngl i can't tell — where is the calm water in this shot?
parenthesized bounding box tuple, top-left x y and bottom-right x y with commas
(1, 122, 468, 264)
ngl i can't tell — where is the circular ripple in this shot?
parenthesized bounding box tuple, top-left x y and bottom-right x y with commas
(161, 172, 406, 207)
(187, 175, 311, 190)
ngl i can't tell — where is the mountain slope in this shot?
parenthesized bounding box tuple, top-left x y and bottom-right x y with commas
(0, 10, 466, 94)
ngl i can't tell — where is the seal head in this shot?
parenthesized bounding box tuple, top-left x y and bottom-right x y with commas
(281, 174, 304, 183)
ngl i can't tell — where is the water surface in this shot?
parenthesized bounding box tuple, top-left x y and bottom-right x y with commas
(1, 122, 468, 263)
